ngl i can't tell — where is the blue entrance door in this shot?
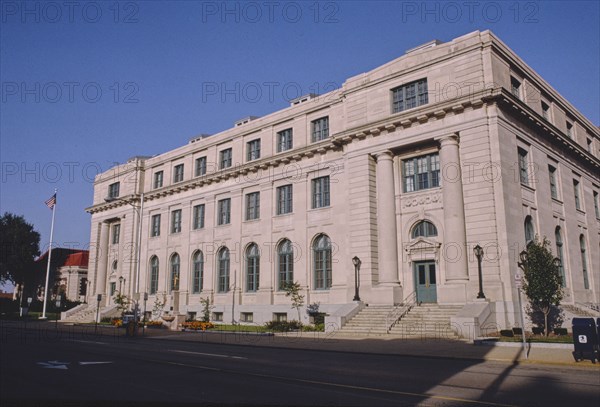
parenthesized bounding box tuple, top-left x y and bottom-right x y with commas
(415, 261, 437, 303)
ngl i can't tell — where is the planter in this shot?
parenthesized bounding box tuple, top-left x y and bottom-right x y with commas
(161, 315, 175, 322)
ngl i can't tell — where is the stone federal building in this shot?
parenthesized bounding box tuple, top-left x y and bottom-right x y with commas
(83, 31, 599, 333)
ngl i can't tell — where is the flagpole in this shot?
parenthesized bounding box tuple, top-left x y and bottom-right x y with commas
(40, 190, 57, 320)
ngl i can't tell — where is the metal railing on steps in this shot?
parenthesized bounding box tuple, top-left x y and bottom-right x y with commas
(385, 291, 417, 334)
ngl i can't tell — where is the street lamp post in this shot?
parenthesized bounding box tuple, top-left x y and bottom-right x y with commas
(105, 193, 144, 330)
(473, 245, 485, 299)
(352, 256, 361, 302)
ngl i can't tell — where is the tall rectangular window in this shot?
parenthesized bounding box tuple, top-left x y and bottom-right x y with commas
(311, 117, 329, 142)
(510, 77, 521, 99)
(403, 153, 440, 192)
(277, 128, 293, 152)
(566, 122, 573, 138)
(573, 179, 581, 210)
(192, 204, 205, 230)
(112, 224, 120, 244)
(171, 209, 182, 233)
(245, 192, 260, 220)
(173, 164, 184, 183)
(594, 191, 600, 218)
(541, 101, 550, 120)
(312, 176, 330, 209)
(518, 148, 529, 185)
(217, 198, 231, 225)
(108, 182, 120, 199)
(195, 157, 207, 177)
(587, 139, 593, 154)
(548, 165, 558, 199)
(151, 214, 161, 237)
(220, 148, 232, 169)
(247, 139, 261, 161)
(392, 78, 428, 113)
(153, 171, 163, 189)
(276, 185, 293, 215)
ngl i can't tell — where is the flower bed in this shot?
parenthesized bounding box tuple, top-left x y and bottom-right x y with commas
(181, 321, 215, 331)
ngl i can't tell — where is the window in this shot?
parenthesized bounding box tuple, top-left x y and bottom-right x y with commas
(311, 117, 329, 142)
(580, 235, 589, 289)
(573, 179, 581, 210)
(594, 191, 600, 218)
(245, 244, 260, 292)
(566, 122, 573, 138)
(524, 216, 535, 244)
(110, 282, 116, 296)
(153, 171, 163, 189)
(212, 312, 223, 321)
(278, 239, 294, 290)
(587, 139, 593, 154)
(245, 192, 260, 221)
(149, 256, 159, 294)
(217, 247, 230, 293)
(151, 214, 161, 237)
(313, 234, 332, 290)
(108, 182, 120, 199)
(510, 77, 521, 99)
(277, 128, 293, 152)
(403, 153, 440, 192)
(217, 198, 231, 225)
(312, 176, 330, 209)
(247, 139, 261, 161)
(240, 312, 253, 322)
(274, 313, 287, 322)
(192, 251, 204, 294)
(541, 101, 550, 120)
(411, 220, 438, 238)
(548, 165, 558, 199)
(192, 204, 205, 230)
(195, 157, 207, 177)
(170, 253, 180, 291)
(173, 164, 184, 183)
(220, 148, 232, 169)
(112, 224, 120, 244)
(276, 185, 293, 215)
(518, 148, 529, 185)
(171, 209, 182, 233)
(392, 78, 428, 113)
(555, 228, 566, 288)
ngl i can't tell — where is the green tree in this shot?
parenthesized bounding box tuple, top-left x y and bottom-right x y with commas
(113, 292, 131, 316)
(0, 213, 41, 287)
(283, 281, 305, 321)
(518, 237, 563, 336)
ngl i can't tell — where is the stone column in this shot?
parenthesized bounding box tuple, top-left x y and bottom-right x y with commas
(95, 222, 110, 297)
(439, 134, 469, 281)
(375, 151, 400, 285)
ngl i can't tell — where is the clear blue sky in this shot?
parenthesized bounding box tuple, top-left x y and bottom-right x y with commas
(1, 1, 599, 257)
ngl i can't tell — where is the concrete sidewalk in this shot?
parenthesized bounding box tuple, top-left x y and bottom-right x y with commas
(137, 326, 599, 368)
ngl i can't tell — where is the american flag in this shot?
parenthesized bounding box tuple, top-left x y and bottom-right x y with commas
(45, 194, 56, 210)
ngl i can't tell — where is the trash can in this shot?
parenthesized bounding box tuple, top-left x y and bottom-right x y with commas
(125, 320, 137, 337)
(572, 318, 599, 363)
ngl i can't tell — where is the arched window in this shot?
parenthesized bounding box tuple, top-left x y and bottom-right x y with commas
(112, 260, 118, 273)
(278, 239, 294, 290)
(555, 228, 566, 288)
(524, 216, 535, 244)
(580, 235, 589, 289)
(218, 247, 230, 293)
(170, 253, 180, 291)
(192, 251, 204, 294)
(411, 220, 438, 239)
(246, 244, 260, 292)
(313, 234, 332, 290)
(149, 256, 159, 294)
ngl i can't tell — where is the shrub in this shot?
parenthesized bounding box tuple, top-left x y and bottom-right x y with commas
(265, 320, 303, 332)
(181, 321, 215, 331)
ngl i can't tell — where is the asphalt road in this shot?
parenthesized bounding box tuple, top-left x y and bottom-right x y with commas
(1, 321, 599, 406)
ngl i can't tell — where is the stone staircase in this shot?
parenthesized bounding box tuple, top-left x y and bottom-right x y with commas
(61, 304, 119, 323)
(338, 303, 463, 339)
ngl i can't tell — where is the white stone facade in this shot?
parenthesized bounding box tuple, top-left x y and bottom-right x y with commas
(86, 31, 599, 329)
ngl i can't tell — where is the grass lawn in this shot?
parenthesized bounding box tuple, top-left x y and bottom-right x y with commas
(209, 324, 269, 333)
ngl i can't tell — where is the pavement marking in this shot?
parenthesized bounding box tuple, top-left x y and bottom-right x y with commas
(156, 359, 518, 407)
(37, 361, 69, 370)
(169, 349, 247, 360)
(72, 340, 108, 345)
(79, 361, 114, 365)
